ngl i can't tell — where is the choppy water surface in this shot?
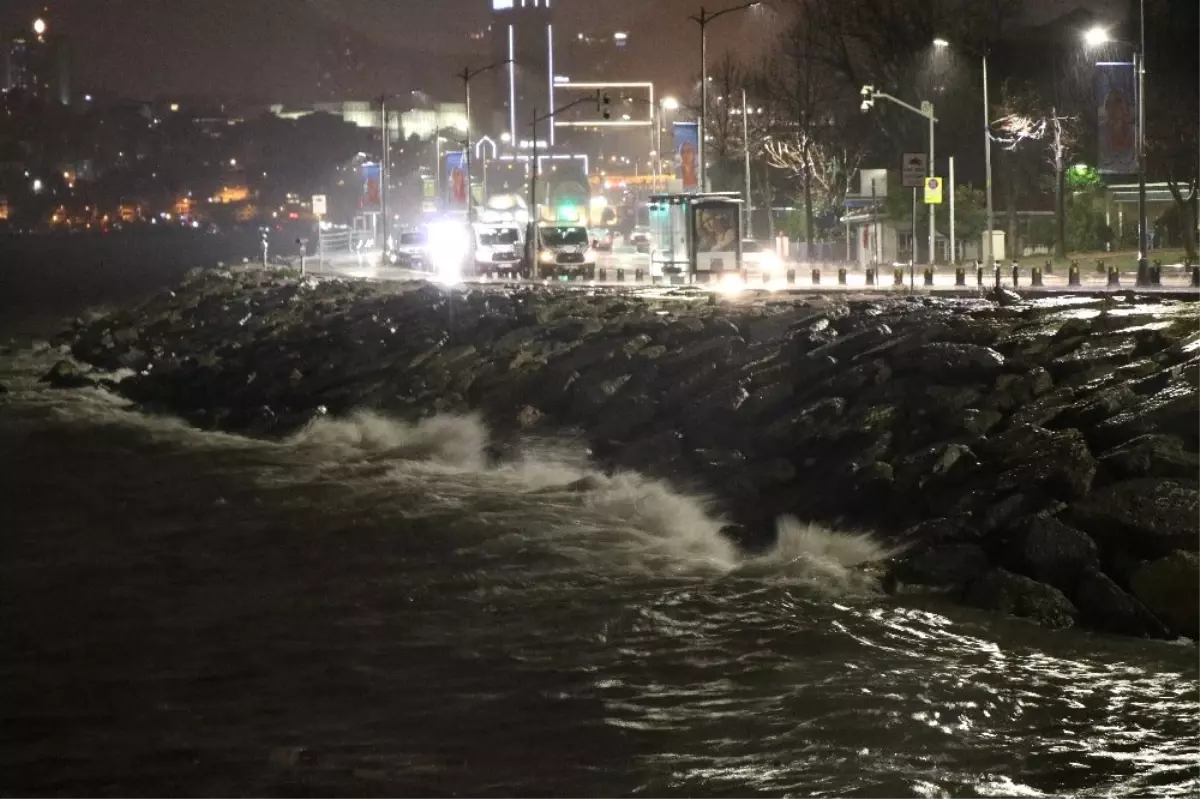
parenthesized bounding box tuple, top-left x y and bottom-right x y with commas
(1, 348, 1196, 798)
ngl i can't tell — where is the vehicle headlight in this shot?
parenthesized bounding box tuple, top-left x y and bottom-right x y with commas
(760, 252, 781, 271)
(539, 250, 556, 264)
(583, 249, 595, 262)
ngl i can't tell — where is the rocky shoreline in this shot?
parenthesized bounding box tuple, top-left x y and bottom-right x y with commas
(49, 267, 1200, 640)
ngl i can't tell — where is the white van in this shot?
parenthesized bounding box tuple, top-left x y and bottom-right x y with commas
(473, 223, 523, 276)
(536, 224, 596, 279)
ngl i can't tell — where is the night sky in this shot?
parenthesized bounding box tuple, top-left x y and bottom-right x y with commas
(2, 0, 1121, 103)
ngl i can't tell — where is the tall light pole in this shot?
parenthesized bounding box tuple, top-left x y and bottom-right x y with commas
(1086, 21, 1148, 285)
(689, 2, 760, 193)
(983, 52, 995, 268)
(380, 95, 390, 258)
(459, 60, 511, 225)
(742, 89, 753, 237)
(936, 39, 994, 267)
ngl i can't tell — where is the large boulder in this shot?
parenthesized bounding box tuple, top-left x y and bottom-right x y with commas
(897, 544, 990, 587)
(964, 569, 1079, 630)
(1007, 517, 1100, 589)
(1098, 434, 1200, 480)
(1129, 551, 1199, 639)
(984, 426, 1097, 502)
(1074, 568, 1168, 638)
(1064, 478, 1199, 559)
(40, 360, 92, 389)
(892, 342, 1005, 383)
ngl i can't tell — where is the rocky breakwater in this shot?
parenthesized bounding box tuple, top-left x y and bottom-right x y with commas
(60, 268, 1200, 639)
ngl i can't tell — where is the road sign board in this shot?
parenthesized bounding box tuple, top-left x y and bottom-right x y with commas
(902, 153, 927, 188)
(311, 194, 327, 216)
(924, 177, 943, 204)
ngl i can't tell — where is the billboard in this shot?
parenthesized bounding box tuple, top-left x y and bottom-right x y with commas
(445, 151, 468, 209)
(673, 121, 699, 190)
(362, 163, 381, 211)
(1094, 63, 1137, 174)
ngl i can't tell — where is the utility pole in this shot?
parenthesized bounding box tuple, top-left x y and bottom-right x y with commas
(983, 53, 995, 268)
(927, 103, 935, 266)
(742, 88, 752, 237)
(949, 155, 956, 263)
(689, 2, 760, 193)
(380, 94, 389, 259)
(528, 107, 538, 268)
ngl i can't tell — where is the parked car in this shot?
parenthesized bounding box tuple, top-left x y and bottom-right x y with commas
(740, 238, 782, 273)
(628, 225, 652, 253)
(589, 228, 615, 251)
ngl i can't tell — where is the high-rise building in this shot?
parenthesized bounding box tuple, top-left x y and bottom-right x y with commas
(489, 0, 556, 145)
(1, 18, 69, 105)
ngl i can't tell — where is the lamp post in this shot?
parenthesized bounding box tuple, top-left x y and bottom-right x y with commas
(657, 96, 679, 188)
(689, 2, 760, 193)
(861, 86, 937, 267)
(1085, 21, 1148, 285)
(459, 60, 511, 225)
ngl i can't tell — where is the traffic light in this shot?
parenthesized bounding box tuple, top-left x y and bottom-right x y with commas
(600, 92, 611, 120)
(860, 85, 875, 113)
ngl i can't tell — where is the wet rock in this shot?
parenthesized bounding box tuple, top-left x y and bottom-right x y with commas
(988, 287, 1023, 306)
(764, 397, 846, 447)
(1129, 551, 1199, 639)
(1099, 434, 1200, 480)
(39, 359, 92, 389)
(964, 568, 1079, 630)
(738, 380, 793, 420)
(570, 373, 631, 418)
(1008, 517, 1100, 589)
(1064, 478, 1199, 559)
(1074, 568, 1168, 638)
(893, 342, 1005, 383)
(959, 408, 1004, 435)
(899, 544, 990, 587)
(1092, 381, 1198, 447)
(592, 394, 659, 441)
(985, 426, 1097, 502)
(515, 405, 543, 429)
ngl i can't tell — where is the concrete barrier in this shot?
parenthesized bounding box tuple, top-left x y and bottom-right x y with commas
(1031, 266, 1044, 287)
(616, 267, 625, 282)
(1192, 266, 1199, 287)
(1096, 259, 1106, 274)
(812, 268, 821, 285)
(955, 267, 966, 286)
(923, 268, 934, 287)
(635, 268, 643, 282)
(1107, 266, 1120, 287)
(1151, 260, 1163, 286)
(865, 267, 876, 286)
(837, 267, 847, 285)
(786, 269, 796, 284)
(977, 265, 985, 286)
(893, 267, 905, 286)
(994, 266, 1002, 288)
(1068, 263, 1081, 286)
(1011, 265, 1020, 287)
(1044, 259, 1053, 274)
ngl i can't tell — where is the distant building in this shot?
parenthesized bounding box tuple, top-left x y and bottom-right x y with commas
(1, 18, 69, 105)
(489, 0, 555, 144)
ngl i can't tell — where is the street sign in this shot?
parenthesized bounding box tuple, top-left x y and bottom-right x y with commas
(902, 153, 927, 188)
(924, 177, 943, 204)
(311, 194, 327, 216)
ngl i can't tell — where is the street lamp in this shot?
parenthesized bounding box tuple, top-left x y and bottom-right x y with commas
(932, 37, 949, 48)
(1085, 24, 1149, 285)
(689, 2, 761, 192)
(656, 96, 680, 184)
(459, 60, 512, 224)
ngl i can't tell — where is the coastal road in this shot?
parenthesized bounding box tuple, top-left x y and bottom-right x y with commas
(307, 249, 1199, 298)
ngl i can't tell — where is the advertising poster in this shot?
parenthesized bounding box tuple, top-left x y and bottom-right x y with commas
(361, 163, 381, 210)
(693, 203, 739, 254)
(1094, 63, 1137, 174)
(673, 121, 699, 190)
(445, 151, 468, 209)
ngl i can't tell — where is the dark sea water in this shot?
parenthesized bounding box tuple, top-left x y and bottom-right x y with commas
(1, 243, 1197, 797)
